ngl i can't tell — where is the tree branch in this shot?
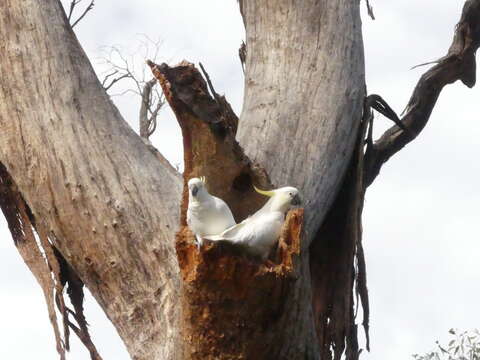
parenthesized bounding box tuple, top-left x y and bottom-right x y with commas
(67, 0, 80, 22)
(364, 0, 480, 187)
(71, 0, 94, 28)
(139, 78, 158, 139)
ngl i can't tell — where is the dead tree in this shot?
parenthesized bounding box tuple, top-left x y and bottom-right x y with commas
(0, 1, 479, 359)
(100, 40, 165, 140)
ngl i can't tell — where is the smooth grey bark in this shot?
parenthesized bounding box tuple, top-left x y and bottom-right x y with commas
(0, 1, 182, 359)
(238, 0, 366, 241)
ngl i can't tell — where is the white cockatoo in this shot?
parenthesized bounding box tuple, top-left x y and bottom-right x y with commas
(186, 177, 236, 248)
(205, 185, 301, 260)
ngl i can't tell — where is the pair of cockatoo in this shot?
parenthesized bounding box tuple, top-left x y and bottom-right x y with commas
(186, 177, 301, 260)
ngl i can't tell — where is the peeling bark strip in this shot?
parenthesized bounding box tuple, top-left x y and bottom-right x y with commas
(309, 1, 480, 357)
(0, 164, 66, 359)
(0, 163, 102, 360)
(148, 60, 272, 223)
(310, 107, 368, 360)
(364, 0, 480, 186)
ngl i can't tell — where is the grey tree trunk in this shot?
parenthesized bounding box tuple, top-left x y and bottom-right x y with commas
(0, 1, 182, 359)
(238, 0, 365, 239)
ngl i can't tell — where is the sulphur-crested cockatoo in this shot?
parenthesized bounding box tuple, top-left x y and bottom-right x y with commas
(186, 177, 236, 248)
(205, 185, 301, 260)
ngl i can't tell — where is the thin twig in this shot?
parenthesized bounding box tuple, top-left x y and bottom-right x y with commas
(410, 58, 443, 70)
(67, 0, 80, 22)
(199, 62, 222, 104)
(103, 73, 130, 91)
(71, 0, 95, 28)
(101, 70, 119, 87)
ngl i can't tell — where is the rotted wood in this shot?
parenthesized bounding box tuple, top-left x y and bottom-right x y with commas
(148, 60, 272, 224)
(176, 210, 303, 359)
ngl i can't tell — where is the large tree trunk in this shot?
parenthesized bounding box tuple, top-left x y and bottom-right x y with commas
(0, 1, 183, 359)
(2, 0, 478, 359)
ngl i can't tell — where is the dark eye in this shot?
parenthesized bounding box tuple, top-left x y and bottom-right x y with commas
(289, 192, 293, 196)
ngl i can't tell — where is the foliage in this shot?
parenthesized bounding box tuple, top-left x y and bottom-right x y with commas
(413, 329, 480, 360)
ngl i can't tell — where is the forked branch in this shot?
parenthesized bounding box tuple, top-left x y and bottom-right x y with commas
(66, 0, 95, 28)
(364, 0, 480, 186)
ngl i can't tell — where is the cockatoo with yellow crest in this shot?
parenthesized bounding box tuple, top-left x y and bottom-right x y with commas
(187, 177, 236, 248)
(205, 185, 301, 260)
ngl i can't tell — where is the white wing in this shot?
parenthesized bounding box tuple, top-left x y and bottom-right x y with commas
(187, 194, 236, 237)
(210, 196, 236, 230)
(206, 211, 284, 258)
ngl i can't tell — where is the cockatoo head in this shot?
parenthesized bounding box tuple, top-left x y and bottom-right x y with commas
(188, 177, 208, 200)
(254, 185, 301, 213)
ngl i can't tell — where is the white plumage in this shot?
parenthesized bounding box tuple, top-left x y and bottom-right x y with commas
(205, 185, 301, 260)
(186, 177, 236, 248)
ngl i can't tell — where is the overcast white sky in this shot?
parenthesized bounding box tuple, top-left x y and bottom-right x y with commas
(1, 1, 479, 359)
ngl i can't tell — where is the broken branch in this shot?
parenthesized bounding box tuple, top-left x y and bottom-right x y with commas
(364, 0, 480, 187)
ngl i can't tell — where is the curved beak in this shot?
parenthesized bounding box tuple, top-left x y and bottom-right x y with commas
(191, 185, 198, 197)
(291, 194, 302, 206)
(253, 185, 275, 197)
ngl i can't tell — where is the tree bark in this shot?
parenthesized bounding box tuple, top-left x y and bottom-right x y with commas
(3, 0, 478, 359)
(238, 0, 365, 238)
(0, 1, 182, 359)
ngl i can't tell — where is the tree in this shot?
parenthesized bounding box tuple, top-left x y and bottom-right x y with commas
(99, 38, 165, 141)
(0, 1, 479, 360)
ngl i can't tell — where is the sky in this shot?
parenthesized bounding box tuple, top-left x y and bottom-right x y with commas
(1, 1, 479, 359)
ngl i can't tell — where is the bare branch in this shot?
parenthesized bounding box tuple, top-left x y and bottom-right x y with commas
(71, 0, 94, 28)
(139, 78, 158, 139)
(147, 98, 163, 138)
(364, 0, 480, 187)
(67, 0, 80, 22)
(99, 39, 165, 139)
(102, 74, 131, 91)
(101, 69, 119, 87)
